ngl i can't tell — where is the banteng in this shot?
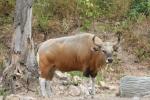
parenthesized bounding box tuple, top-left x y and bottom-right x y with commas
(37, 33, 120, 97)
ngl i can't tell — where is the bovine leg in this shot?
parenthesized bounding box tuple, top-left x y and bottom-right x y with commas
(39, 77, 48, 97)
(91, 77, 95, 98)
(45, 80, 52, 97)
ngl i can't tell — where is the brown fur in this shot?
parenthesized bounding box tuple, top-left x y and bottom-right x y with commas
(38, 33, 106, 80)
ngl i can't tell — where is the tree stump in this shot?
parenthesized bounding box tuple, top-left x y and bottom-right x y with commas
(119, 76, 150, 97)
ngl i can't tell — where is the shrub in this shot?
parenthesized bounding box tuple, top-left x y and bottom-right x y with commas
(128, 0, 150, 20)
(33, 0, 123, 32)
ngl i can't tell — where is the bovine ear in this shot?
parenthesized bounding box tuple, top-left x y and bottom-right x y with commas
(91, 46, 101, 52)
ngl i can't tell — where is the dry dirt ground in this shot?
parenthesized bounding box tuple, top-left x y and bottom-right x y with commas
(2, 35, 150, 100)
(1, 30, 150, 100)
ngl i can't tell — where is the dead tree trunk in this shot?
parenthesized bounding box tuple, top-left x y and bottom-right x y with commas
(119, 76, 150, 97)
(2, 0, 37, 93)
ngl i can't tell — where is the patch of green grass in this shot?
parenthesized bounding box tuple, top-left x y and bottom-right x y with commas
(96, 72, 104, 85)
(68, 71, 83, 77)
(0, 88, 7, 96)
(68, 71, 105, 82)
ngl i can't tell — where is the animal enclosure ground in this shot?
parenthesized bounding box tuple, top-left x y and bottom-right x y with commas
(2, 61, 150, 100)
(0, 19, 150, 99)
(1, 31, 150, 100)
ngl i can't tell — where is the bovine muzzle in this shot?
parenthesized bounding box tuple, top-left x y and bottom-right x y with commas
(107, 58, 113, 63)
(105, 53, 113, 63)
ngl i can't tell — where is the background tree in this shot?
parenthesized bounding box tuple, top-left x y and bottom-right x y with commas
(2, 0, 37, 93)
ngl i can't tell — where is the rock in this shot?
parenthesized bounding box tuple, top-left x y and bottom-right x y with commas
(143, 94, 150, 98)
(119, 76, 150, 97)
(99, 81, 106, 87)
(64, 73, 71, 78)
(59, 85, 65, 90)
(132, 96, 140, 100)
(0, 96, 3, 100)
(61, 80, 70, 86)
(108, 85, 117, 90)
(79, 84, 90, 95)
(68, 85, 80, 96)
(58, 85, 66, 94)
(73, 76, 81, 81)
(99, 81, 115, 90)
(55, 71, 68, 80)
(72, 76, 81, 86)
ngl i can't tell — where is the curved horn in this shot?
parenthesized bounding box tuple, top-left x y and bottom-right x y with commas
(113, 31, 122, 51)
(116, 31, 122, 44)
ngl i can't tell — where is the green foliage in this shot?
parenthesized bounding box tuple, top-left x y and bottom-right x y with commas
(96, 72, 104, 84)
(128, 0, 150, 20)
(33, 0, 51, 32)
(77, 0, 117, 30)
(78, 0, 100, 18)
(96, 0, 115, 16)
(77, 0, 99, 30)
(33, 0, 120, 31)
(2, 0, 150, 31)
(33, 0, 78, 33)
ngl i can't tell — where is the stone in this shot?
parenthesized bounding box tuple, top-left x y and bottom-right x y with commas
(0, 96, 3, 100)
(132, 96, 140, 100)
(55, 71, 68, 80)
(62, 80, 71, 86)
(72, 76, 82, 86)
(68, 85, 80, 96)
(108, 85, 117, 90)
(79, 84, 90, 95)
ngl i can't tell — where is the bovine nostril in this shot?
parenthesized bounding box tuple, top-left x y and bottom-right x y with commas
(108, 59, 113, 63)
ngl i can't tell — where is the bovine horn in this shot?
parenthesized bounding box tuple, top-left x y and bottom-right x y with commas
(113, 31, 122, 51)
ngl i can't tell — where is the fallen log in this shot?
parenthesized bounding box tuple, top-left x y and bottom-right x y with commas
(119, 76, 150, 97)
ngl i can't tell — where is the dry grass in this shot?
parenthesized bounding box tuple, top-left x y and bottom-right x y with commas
(104, 0, 132, 20)
(123, 17, 150, 63)
(0, 25, 13, 75)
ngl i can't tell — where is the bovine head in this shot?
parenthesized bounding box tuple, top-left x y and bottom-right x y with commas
(91, 35, 120, 63)
(101, 42, 115, 63)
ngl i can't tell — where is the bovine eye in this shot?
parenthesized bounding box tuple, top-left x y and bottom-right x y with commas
(102, 50, 107, 54)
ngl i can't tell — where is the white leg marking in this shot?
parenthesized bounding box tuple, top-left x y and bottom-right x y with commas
(91, 77, 95, 98)
(36, 53, 39, 66)
(46, 80, 52, 97)
(39, 77, 48, 97)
